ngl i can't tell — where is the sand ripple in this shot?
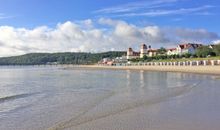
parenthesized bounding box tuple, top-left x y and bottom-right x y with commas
(48, 83, 198, 130)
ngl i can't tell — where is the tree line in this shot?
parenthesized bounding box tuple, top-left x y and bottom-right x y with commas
(0, 51, 126, 65)
(195, 45, 220, 57)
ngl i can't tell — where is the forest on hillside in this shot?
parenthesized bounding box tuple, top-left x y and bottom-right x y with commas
(0, 51, 126, 65)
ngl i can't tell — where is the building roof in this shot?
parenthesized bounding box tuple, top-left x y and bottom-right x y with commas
(128, 47, 133, 51)
(178, 43, 202, 49)
(148, 49, 157, 52)
(167, 48, 176, 51)
(133, 52, 140, 56)
(141, 44, 147, 49)
(209, 44, 215, 48)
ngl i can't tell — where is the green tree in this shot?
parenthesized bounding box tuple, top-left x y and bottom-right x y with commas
(0, 51, 126, 65)
(157, 47, 167, 55)
(196, 46, 214, 57)
(143, 55, 148, 60)
(213, 44, 220, 56)
(183, 53, 191, 58)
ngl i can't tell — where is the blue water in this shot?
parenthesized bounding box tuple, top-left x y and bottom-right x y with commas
(0, 66, 220, 130)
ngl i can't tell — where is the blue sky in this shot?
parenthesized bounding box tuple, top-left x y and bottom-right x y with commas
(1, 0, 219, 31)
(0, 0, 220, 56)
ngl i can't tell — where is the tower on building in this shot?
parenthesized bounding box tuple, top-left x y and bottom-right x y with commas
(140, 44, 148, 58)
(127, 47, 133, 59)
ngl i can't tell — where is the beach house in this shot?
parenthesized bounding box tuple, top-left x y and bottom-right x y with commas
(167, 48, 177, 55)
(127, 48, 140, 60)
(148, 49, 158, 57)
(127, 44, 157, 60)
(176, 43, 202, 55)
(209, 44, 215, 49)
(127, 43, 202, 59)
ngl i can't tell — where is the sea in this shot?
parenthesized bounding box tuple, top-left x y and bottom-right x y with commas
(0, 66, 220, 130)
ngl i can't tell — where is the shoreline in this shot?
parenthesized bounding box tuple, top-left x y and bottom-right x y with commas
(70, 65, 220, 76)
(2, 64, 220, 76)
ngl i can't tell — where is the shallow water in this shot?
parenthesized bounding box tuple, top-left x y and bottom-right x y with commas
(0, 66, 220, 130)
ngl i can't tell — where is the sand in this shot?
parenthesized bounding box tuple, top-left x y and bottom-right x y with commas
(55, 65, 220, 130)
(70, 65, 220, 75)
(1, 66, 220, 130)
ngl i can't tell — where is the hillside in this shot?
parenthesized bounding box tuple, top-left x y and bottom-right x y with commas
(0, 51, 126, 65)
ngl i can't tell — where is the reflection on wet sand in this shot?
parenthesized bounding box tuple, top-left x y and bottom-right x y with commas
(49, 82, 197, 130)
(1, 67, 220, 130)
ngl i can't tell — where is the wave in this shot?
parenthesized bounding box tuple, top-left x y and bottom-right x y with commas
(0, 92, 39, 103)
(48, 83, 199, 130)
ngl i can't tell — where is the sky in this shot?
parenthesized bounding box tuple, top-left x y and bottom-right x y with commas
(0, 0, 220, 57)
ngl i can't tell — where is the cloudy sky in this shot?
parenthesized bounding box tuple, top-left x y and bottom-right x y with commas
(0, 0, 220, 57)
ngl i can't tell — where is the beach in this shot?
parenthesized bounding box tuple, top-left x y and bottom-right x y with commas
(1, 1, 220, 130)
(1, 66, 220, 130)
(72, 65, 220, 75)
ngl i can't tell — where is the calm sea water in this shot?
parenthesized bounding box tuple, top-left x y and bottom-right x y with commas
(0, 66, 220, 130)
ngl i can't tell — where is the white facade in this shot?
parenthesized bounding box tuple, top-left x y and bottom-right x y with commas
(127, 48, 140, 60)
(140, 44, 148, 58)
(148, 50, 157, 57)
(178, 45, 197, 55)
(103, 58, 111, 63)
(168, 43, 201, 56)
(176, 46, 182, 55)
(167, 49, 178, 55)
(127, 44, 157, 59)
(115, 56, 127, 63)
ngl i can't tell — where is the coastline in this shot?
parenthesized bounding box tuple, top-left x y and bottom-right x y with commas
(70, 65, 220, 75)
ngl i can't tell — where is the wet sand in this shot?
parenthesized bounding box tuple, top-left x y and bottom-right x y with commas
(1, 66, 220, 130)
(48, 73, 220, 130)
(72, 65, 220, 75)
(56, 65, 220, 130)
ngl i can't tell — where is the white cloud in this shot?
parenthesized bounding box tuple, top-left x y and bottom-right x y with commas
(0, 18, 219, 57)
(94, 0, 180, 14)
(94, 0, 214, 17)
(117, 5, 214, 17)
(212, 40, 220, 45)
(0, 13, 15, 19)
(166, 27, 219, 42)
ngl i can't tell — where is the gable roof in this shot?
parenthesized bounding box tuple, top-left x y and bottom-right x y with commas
(148, 49, 157, 52)
(133, 52, 140, 56)
(178, 43, 202, 49)
(167, 48, 176, 51)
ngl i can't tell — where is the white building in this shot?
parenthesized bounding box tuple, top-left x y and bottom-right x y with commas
(140, 44, 148, 58)
(114, 56, 127, 63)
(127, 48, 140, 60)
(167, 48, 177, 55)
(167, 43, 202, 56)
(148, 49, 157, 57)
(101, 58, 111, 64)
(127, 44, 157, 60)
(209, 44, 215, 49)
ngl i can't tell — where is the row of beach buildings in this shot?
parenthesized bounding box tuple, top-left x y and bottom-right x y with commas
(99, 43, 218, 65)
(127, 43, 202, 60)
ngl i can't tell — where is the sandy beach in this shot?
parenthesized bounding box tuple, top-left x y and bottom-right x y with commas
(1, 66, 220, 130)
(71, 65, 220, 75)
